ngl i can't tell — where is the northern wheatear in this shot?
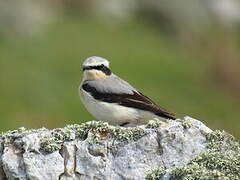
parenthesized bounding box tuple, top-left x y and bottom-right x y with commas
(79, 56, 175, 126)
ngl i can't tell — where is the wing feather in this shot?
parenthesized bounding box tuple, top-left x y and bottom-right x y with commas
(81, 81, 176, 120)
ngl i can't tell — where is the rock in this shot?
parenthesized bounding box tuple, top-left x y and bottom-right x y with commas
(0, 116, 239, 180)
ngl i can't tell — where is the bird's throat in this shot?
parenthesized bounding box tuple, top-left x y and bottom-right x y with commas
(83, 70, 109, 81)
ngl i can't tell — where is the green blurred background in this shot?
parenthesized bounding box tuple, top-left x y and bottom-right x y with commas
(0, 0, 239, 137)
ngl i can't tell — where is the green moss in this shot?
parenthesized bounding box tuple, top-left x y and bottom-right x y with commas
(145, 130, 240, 180)
(169, 130, 240, 180)
(0, 127, 38, 146)
(66, 121, 147, 141)
(146, 166, 166, 180)
(40, 127, 75, 153)
(181, 121, 192, 129)
(173, 119, 192, 129)
(0, 127, 25, 145)
(110, 126, 147, 141)
(146, 119, 163, 129)
(40, 121, 148, 153)
(0, 121, 148, 153)
(205, 130, 239, 152)
(40, 139, 61, 153)
(66, 121, 110, 139)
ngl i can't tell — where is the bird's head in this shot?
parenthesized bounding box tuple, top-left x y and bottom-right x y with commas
(82, 56, 112, 81)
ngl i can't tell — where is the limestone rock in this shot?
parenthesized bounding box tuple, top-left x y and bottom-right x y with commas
(0, 116, 239, 180)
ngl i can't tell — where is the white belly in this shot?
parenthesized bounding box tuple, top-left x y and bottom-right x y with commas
(79, 88, 158, 126)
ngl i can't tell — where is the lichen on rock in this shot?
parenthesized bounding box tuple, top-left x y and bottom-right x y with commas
(147, 130, 240, 180)
(40, 121, 147, 153)
(146, 166, 166, 180)
(0, 116, 238, 180)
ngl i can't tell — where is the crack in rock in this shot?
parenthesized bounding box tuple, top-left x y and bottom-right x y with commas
(60, 142, 82, 180)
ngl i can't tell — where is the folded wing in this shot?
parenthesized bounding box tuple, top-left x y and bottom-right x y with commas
(82, 80, 176, 120)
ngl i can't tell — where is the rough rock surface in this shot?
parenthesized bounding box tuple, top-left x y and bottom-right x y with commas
(0, 116, 239, 180)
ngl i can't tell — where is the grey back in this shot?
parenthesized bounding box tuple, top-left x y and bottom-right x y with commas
(84, 74, 138, 95)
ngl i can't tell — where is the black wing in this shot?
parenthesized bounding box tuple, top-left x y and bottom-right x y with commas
(82, 83, 176, 120)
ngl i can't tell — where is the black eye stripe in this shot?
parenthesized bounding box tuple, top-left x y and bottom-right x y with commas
(83, 66, 92, 71)
(83, 65, 112, 75)
(83, 65, 103, 71)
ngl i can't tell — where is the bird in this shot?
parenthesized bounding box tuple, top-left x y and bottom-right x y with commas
(79, 56, 176, 127)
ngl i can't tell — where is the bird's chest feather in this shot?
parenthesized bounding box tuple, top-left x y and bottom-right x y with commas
(79, 88, 139, 125)
(79, 89, 105, 116)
